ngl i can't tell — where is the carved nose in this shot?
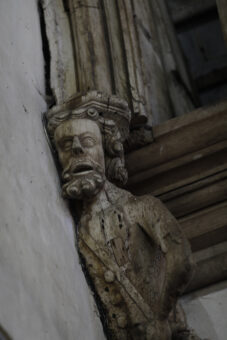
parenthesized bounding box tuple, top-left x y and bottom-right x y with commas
(72, 136, 84, 155)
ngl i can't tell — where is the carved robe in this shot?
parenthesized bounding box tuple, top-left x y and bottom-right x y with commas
(78, 182, 193, 340)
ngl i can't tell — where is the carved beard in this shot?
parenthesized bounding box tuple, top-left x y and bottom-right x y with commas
(61, 157, 105, 200)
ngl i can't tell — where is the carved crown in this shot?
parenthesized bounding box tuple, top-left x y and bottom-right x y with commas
(46, 91, 131, 141)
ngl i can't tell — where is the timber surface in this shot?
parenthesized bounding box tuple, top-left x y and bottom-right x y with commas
(126, 101, 227, 292)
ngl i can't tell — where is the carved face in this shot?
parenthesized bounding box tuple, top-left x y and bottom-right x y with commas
(54, 118, 105, 200)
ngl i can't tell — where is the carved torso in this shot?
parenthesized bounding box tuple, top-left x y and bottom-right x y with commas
(78, 183, 192, 340)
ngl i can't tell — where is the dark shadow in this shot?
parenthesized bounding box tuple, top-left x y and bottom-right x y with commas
(0, 324, 12, 340)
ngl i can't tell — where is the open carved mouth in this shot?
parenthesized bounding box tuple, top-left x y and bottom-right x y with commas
(72, 163, 94, 175)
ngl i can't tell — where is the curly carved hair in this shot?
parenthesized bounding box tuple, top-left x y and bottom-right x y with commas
(47, 108, 128, 185)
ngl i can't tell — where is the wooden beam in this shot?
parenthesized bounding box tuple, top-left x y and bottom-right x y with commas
(165, 178, 227, 218)
(126, 103, 227, 291)
(181, 200, 227, 238)
(186, 243, 227, 293)
(128, 143, 227, 194)
(126, 101, 227, 178)
(190, 226, 227, 253)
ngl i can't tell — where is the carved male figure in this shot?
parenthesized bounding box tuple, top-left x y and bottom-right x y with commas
(47, 94, 200, 340)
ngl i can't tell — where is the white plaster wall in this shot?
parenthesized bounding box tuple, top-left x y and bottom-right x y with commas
(0, 1, 105, 339)
(181, 282, 227, 340)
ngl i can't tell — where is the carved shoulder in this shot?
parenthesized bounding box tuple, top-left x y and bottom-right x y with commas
(137, 195, 190, 253)
(136, 195, 195, 313)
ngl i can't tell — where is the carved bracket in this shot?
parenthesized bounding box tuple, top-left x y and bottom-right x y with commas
(45, 91, 202, 339)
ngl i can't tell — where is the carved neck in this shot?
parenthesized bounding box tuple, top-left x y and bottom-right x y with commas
(80, 180, 125, 216)
(80, 181, 110, 214)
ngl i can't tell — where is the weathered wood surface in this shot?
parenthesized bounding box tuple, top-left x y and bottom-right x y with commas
(43, 0, 194, 125)
(68, 0, 148, 122)
(68, 0, 113, 94)
(126, 102, 227, 214)
(152, 0, 195, 118)
(159, 168, 227, 202)
(126, 101, 227, 179)
(166, 179, 227, 219)
(128, 141, 227, 195)
(42, 0, 226, 299)
(180, 201, 227, 251)
(126, 102, 227, 290)
(42, 0, 77, 103)
(167, 0, 216, 24)
(217, 0, 227, 45)
(117, 0, 147, 123)
(186, 241, 227, 292)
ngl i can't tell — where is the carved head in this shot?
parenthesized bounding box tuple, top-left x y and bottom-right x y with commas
(47, 107, 128, 200)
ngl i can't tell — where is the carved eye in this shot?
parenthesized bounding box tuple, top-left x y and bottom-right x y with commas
(61, 139, 72, 150)
(81, 136, 96, 147)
